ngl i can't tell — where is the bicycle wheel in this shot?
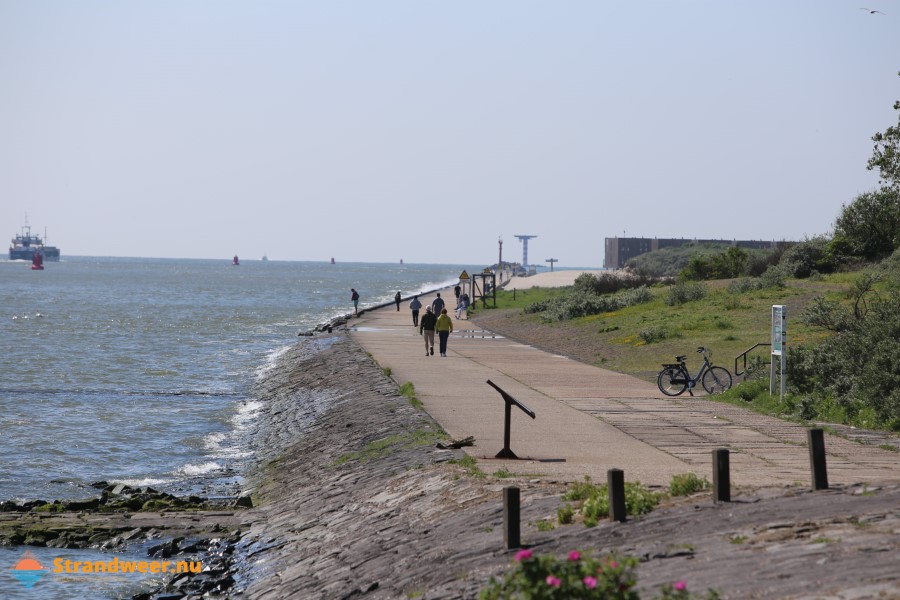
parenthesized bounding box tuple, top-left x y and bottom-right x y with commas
(658, 367, 688, 396)
(702, 366, 733, 394)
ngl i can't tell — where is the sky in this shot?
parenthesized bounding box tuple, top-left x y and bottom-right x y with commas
(1, 1, 898, 268)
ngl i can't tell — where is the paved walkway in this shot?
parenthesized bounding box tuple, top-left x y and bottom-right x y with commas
(349, 290, 900, 489)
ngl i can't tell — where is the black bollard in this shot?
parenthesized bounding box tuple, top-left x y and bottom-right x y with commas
(607, 469, 626, 523)
(503, 486, 521, 549)
(713, 448, 731, 502)
(808, 428, 829, 490)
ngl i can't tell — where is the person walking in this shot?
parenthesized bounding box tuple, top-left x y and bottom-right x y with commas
(394, 291, 402, 311)
(454, 284, 461, 301)
(455, 293, 469, 320)
(419, 306, 437, 356)
(409, 295, 422, 326)
(351, 288, 360, 316)
(431, 293, 445, 316)
(436, 308, 453, 357)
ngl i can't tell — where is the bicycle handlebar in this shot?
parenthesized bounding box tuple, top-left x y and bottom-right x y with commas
(696, 347, 706, 353)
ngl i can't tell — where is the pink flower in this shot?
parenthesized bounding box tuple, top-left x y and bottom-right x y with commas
(674, 580, 687, 591)
(546, 576, 561, 587)
(514, 549, 533, 562)
(583, 576, 598, 589)
(610, 561, 619, 569)
(568, 550, 581, 561)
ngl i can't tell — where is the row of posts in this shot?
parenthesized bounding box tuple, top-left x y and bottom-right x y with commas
(503, 428, 829, 549)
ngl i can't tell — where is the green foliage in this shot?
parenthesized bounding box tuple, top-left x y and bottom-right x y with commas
(777, 236, 837, 278)
(480, 551, 641, 600)
(867, 72, 900, 191)
(679, 247, 750, 281)
(574, 272, 659, 295)
(790, 292, 900, 429)
(639, 325, 671, 344)
(726, 267, 786, 294)
(525, 287, 654, 322)
(399, 381, 423, 409)
(664, 282, 707, 306)
(833, 188, 900, 261)
(557, 503, 575, 525)
(580, 481, 662, 526)
(801, 297, 852, 332)
(668, 473, 711, 497)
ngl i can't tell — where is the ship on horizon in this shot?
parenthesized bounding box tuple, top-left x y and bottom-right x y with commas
(9, 220, 60, 262)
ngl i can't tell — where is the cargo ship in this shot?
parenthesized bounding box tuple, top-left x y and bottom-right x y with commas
(9, 222, 61, 261)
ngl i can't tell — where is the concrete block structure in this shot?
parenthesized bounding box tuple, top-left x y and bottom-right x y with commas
(604, 237, 781, 269)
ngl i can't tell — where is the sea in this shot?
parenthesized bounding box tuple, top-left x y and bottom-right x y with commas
(0, 256, 466, 599)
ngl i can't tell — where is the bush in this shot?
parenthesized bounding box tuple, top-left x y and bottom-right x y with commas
(574, 272, 658, 295)
(778, 236, 836, 278)
(580, 481, 663, 527)
(668, 473, 710, 497)
(639, 326, 670, 344)
(665, 282, 707, 306)
(526, 287, 654, 322)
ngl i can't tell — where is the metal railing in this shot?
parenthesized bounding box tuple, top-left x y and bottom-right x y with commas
(734, 343, 771, 377)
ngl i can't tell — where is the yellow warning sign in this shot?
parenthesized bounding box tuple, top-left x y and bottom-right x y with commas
(459, 270, 470, 280)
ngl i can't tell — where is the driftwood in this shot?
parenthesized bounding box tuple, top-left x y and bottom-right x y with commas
(436, 436, 475, 449)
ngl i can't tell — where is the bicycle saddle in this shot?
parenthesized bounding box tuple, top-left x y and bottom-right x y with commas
(675, 355, 687, 362)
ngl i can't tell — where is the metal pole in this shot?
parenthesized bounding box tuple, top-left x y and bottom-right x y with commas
(713, 449, 731, 502)
(607, 469, 627, 522)
(503, 486, 521, 549)
(808, 429, 829, 490)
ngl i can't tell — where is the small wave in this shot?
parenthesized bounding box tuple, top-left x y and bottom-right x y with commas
(232, 400, 264, 429)
(110, 477, 172, 488)
(254, 345, 292, 381)
(177, 462, 222, 477)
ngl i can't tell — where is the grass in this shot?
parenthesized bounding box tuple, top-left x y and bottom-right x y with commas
(491, 276, 833, 382)
(330, 428, 443, 467)
(399, 381, 423, 409)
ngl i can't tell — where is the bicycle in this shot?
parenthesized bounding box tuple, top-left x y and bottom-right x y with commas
(657, 347, 733, 396)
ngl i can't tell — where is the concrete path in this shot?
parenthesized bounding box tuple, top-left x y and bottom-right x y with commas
(350, 291, 900, 489)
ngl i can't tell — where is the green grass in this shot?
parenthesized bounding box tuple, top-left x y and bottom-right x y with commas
(330, 428, 443, 467)
(492, 275, 845, 384)
(399, 381, 423, 409)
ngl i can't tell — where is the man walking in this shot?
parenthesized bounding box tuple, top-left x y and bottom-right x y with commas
(419, 306, 437, 356)
(409, 295, 422, 326)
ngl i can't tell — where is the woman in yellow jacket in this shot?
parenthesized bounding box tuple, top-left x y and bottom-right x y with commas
(436, 308, 454, 357)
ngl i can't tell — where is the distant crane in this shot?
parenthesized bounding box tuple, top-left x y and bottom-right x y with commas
(515, 235, 537, 270)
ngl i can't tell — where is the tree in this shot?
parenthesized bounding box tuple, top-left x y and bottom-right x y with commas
(833, 188, 900, 261)
(867, 71, 900, 191)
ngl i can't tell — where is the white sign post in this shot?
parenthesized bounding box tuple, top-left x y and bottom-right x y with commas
(771, 305, 786, 398)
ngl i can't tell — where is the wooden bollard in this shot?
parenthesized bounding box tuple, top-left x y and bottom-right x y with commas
(808, 428, 829, 490)
(713, 448, 731, 502)
(503, 486, 521, 549)
(607, 469, 626, 523)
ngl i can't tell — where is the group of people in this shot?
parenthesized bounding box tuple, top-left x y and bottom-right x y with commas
(350, 287, 472, 358)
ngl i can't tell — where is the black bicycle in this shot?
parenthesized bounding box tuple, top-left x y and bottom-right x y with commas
(657, 347, 733, 396)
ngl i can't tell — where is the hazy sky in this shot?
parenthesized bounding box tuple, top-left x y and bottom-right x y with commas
(2, 1, 898, 267)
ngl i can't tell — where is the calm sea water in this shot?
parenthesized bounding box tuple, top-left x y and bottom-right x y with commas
(0, 256, 464, 599)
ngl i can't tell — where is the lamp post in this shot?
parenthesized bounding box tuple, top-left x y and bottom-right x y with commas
(498, 236, 503, 281)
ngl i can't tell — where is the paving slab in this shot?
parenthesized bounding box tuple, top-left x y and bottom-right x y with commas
(350, 291, 900, 489)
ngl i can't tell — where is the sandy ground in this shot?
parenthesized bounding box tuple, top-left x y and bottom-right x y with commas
(502, 269, 607, 289)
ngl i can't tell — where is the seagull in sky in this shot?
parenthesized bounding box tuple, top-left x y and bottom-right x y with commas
(860, 7, 886, 14)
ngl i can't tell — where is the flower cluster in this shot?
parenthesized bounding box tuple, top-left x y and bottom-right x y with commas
(480, 549, 714, 600)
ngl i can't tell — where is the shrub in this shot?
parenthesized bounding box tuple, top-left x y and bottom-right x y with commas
(574, 272, 658, 295)
(639, 326, 670, 344)
(778, 236, 836, 278)
(580, 481, 663, 526)
(668, 473, 711, 497)
(526, 286, 654, 322)
(665, 282, 707, 306)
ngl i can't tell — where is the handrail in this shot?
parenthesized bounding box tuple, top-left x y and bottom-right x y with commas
(487, 380, 536, 459)
(734, 343, 771, 377)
